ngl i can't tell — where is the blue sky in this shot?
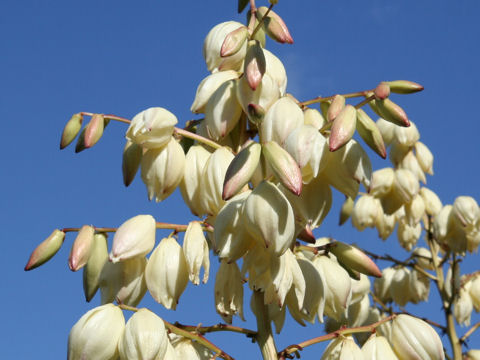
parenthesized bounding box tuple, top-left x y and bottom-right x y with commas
(3, 0, 480, 358)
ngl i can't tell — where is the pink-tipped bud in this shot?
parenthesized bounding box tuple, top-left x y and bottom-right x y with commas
(329, 105, 357, 151)
(374, 98, 410, 127)
(386, 80, 424, 94)
(326, 94, 345, 122)
(244, 40, 266, 91)
(223, 142, 261, 200)
(122, 140, 143, 187)
(84, 114, 106, 149)
(60, 113, 83, 149)
(256, 7, 293, 44)
(356, 109, 387, 159)
(374, 82, 391, 100)
(330, 241, 382, 278)
(221, 26, 249, 57)
(297, 225, 316, 244)
(25, 229, 65, 271)
(68, 225, 95, 272)
(262, 141, 302, 196)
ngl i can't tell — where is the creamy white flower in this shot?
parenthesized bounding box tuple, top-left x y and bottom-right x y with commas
(409, 270, 430, 304)
(393, 120, 420, 147)
(118, 308, 168, 360)
(304, 107, 326, 129)
(173, 339, 202, 360)
(376, 213, 396, 240)
(454, 282, 473, 326)
(414, 141, 434, 175)
(419, 187, 442, 216)
(352, 195, 383, 231)
(374, 267, 395, 304)
(321, 336, 364, 360)
(361, 334, 398, 360)
(394, 168, 419, 204)
(183, 221, 210, 285)
(110, 214, 156, 263)
(191, 70, 239, 114)
(236, 73, 281, 120)
(453, 196, 480, 227)
(83, 233, 109, 302)
(469, 275, 480, 311)
(390, 267, 412, 306)
(260, 96, 303, 145)
(145, 237, 189, 310)
(397, 220, 421, 250)
(264, 49, 287, 95)
(369, 167, 395, 198)
(398, 150, 426, 184)
(68, 304, 125, 360)
(126, 107, 177, 149)
(214, 260, 244, 323)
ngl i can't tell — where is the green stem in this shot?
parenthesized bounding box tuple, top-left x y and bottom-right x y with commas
(80, 112, 131, 125)
(173, 322, 257, 337)
(299, 90, 371, 107)
(354, 94, 375, 109)
(250, 3, 273, 39)
(174, 127, 222, 150)
(252, 291, 278, 360)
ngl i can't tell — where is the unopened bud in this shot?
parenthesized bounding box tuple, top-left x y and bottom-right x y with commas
(386, 80, 424, 94)
(339, 197, 354, 225)
(356, 109, 386, 158)
(256, 7, 293, 44)
(75, 128, 87, 153)
(223, 142, 261, 200)
(84, 114, 106, 149)
(330, 241, 382, 278)
(221, 26, 248, 57)
(374, 98, 410, 127)
(262, 141, 302, 195)
(327, 94, 345, 122)
(60, 113, 83, 149)
(303, 108, 326, 130)
(244, 40, 266, 91)
(25, 229, 65, 271)
(329, 105, 357, 151)
(69, 225, 95, 272)
(83, 232, 108, 302)
(122, 140, 142, 187)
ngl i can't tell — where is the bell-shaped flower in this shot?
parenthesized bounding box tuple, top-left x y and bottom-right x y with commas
(453, 196, 480, 227)
(183, 221, 210, 285)
(204, 79, 242, 140)
(346, 294, 371, 328)
(24, 229, 65, 271)
(415, 141, 434, 175)
(83, 233, 108, 302)
(145, 237, 189, 310)
(339, 196, 354, 226)
(361, 334, 398, 360)
(412, 247, 436, 271)
(374, 267, 395, 303)
(469, 275, 480, 311)
(376, 118, 396, 145)
(304, 107, 326, 130)
(321, 336, 364, 360)
(391, 314, 445, 360)
(203, 21, 247, 73)
(214, 191, 255, 263)
(393, 120, 419, 147)
(260, 96, 303, 145)
(323, 139, 372, 199)
(180, 145, 211, 216)
(313, 254, 352, 321)
(409, 270, 430, 304)
(352, 195, 383, 231)
(99, 256, 147, 307)
(126, 107, 177, 149)
(236, 73, 280, 121)
(356, 109, 387, 159)
(264, 49, 287, 95)
(389, 267, 412, 306)
(191, 70, 239, 114)
(163, 339, 177, 360)
(376, 213, 397, 240)
(285, 125, 329, 183)
(397, 220, 421, 251)
(350, 274, 372, 305)
(404, 194, 426, 226)
(172, 339, 203, 359)
(67, 304, 125, 360)
(200, 147, 234, 216)
(369, 168, 395, 198)
(398, 151, 426, 184)
(118, 308, 168, 360)
(69, 225, 95, 272)
(454, 282, 473, 326)
(141, 137, 185, 202)
(241, 181, 295, 256)
(214, 260, 244, 323)
(110, 214, 156, 263)
(394, 169, 419, 204)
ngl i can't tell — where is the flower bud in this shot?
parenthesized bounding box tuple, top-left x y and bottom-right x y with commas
(110, 214, 156, 263)
(191, 70, 239, 114)
(236, 73, 281, 120)
(203, 21, 247, 72)
(262, 141, 302, 195)
(126, 107, 177, 149)
(374, 82, 391, 100)
(60, 113, 83, 149)
(67, 304, 125, 360)
(183, 221, 210, 285)
(145, 237, 189, 310)
(214, 191, 255, 262)
(393, 120, 419, 147)
(329, 105, 357, 151)
(122, 140, 142, 187)
(99, 256, 147, 306)
(386, 80, 424, 94)
(361, 334, 398, 360)
(69, 225, 95, 272)
(356, 109, 387, 159)
(339, 196, 354, 225)
(394, 168, 419, 203)
(141, 137, 185, 202)
(200, 147, 234, 216)
(264, 49, 288, 95)
(223, 142, 261, 200)
(327, 94, 345, 122)
(118, 308, 168, 360)
(83, 233, 108, 302)
(74, 128, 87, 153)
(260, 96, 304, 145)
(84, 114, 106, 149)
(412, 247, 435, 271)
(376, 118, 396, 145)
(256, 7, 293, 44)
(204, 79, 242, 140)
(453, 196, 480, 227)
(180, 145, 211, 216)
(369, 167, 395, 198)
(25, 229, 65, 271)
(352, 195, 383, 231)
(419, 187, 442, 216)
(215, 260, 245, 323)
(373, 98, 410, 127)
(376, 213, 396, 240)
(391, 314, 445, 360)
(304, 108, 326, 130)
(221, 25, 249, 57)
(321, 336, 363, 360)
(242, 181, 295, 256)
(414, 141, 434, 175)
(330, 241, 382, 278)
(244, 40, 266, 90)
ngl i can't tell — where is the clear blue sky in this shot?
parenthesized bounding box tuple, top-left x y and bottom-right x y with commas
(3, 0, 480, 358)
